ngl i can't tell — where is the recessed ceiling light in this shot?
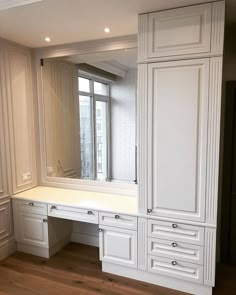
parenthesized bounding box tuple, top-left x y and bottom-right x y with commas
(45, 37, 51, 42)
(104, 28, 111, 33)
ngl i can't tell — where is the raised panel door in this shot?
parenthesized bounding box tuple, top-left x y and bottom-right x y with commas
(148, 3, 211, 58)
(99, 225, 137, 268)
(148, 59, 209, 221)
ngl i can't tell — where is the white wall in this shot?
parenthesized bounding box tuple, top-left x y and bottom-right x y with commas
(111, 68, 136, 182)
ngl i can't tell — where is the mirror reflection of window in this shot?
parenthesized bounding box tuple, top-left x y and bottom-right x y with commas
(78, 76, 109, 181)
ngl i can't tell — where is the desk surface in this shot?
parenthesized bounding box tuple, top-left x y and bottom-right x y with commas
(12, 186, 138, 215)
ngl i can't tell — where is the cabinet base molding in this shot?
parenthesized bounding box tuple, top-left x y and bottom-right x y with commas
(71, 232, 99, 247)
(0, 237, 16, 261)
(102, 262, 212, 295)
(16, 235, 71, 259)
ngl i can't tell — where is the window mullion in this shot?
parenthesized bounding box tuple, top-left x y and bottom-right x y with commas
(91, 79, 97, 180)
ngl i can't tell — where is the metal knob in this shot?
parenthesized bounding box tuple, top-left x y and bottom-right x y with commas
(29, 202, 34, 206)
(51, 205, 57, 210)
(115, 215, 120, 219)
(172, 242, 177, 247)
(43, 219, 48, 223)
(87, 211, 93, 215)
(172, 224, 178, 229)
(171, 261, 177, 266)
(98, 228, 102, 232)
(147, 209, 152, 213)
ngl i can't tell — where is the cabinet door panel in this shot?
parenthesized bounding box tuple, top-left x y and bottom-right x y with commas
(148, 59, 209, 221)
(18, 212, 48, 248)
(148, 3, 211, 58)
(99, 225, 137, 268)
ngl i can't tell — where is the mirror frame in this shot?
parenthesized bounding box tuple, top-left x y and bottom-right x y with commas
(34, 34, 137, 196)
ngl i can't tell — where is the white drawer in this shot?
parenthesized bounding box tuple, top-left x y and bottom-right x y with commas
(148, 255, 203, 284)
(148, 219, 204, 246)
(18, 200, 47, 215)
(99, 212, 137, 230)
(148, 237, 203, 265)
(48, 204, 98, 224)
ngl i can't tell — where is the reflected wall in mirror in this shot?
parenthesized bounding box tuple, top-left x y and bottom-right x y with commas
(42, 48, 137, 183)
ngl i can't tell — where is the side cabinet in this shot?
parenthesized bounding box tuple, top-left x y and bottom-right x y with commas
(147, 58, 209, 222)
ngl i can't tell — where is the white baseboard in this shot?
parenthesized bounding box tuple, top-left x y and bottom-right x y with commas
(0, 237, 16, 261)
(71, 232, 99, 247)
(16, 235, 71, 259)
(17, 242, 50, 258)
(102, 262, 212, 295)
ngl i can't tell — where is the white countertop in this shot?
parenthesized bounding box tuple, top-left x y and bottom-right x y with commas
(12, 186, 138, 215)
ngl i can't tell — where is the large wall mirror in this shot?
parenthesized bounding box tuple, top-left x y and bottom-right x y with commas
(40, 47, 137, 187)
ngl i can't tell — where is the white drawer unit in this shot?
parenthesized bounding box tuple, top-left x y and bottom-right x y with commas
(17, 212, 49, 248)
(148, 255, 203, 284)
(48, 204, 98, 224)
(18, 200, 47, 215)
(148, 219, 204, 246)
(99, 225, 137, 268)
(148, 238, 203, 265)
(99, 212, 137, 230)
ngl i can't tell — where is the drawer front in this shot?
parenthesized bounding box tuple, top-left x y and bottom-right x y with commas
(148, 219, 204, 246)
(18, 200, 47, 215)
(99, 212, 137, 230)
(148, 238, 203, 265)
(148, 255, 203, 284)
(48, 205, 98, 224)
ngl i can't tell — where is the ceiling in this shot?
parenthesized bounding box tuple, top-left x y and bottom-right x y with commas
(0, 0, 224, 48)
(0, 0, 235, 48)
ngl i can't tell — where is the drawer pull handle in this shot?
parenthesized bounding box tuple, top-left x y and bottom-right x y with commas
(98, 228, 103, 232)
(29, 202, 34, 206)
(87, 211, 93, 215)
(115, 215, 120, 219)
(147, 209, 152, 213)
(171, 261, 177, 266)
(51, 206, 57, 210)
(172, 242, 178, 247)
(43, 219, 48, 223)
(172, 224, 178, 229)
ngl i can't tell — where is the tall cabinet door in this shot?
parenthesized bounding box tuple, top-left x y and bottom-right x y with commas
(4, 43, 37, 193)
(148, 58, 209, 222)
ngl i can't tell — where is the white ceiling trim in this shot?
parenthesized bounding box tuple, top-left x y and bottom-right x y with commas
(89, 61, 129, 78)
(0, 0, 43, 11)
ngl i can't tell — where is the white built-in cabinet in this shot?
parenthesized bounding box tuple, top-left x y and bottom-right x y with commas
(137, 1, 225, 294)
(43, 60, 80, 178)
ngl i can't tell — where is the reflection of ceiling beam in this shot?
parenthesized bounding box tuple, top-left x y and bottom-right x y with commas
(0, 0, 44, 11)
(88, 61, 128, 78)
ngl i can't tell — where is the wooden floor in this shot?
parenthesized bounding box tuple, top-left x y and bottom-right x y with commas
(0, 243, 235, 295)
